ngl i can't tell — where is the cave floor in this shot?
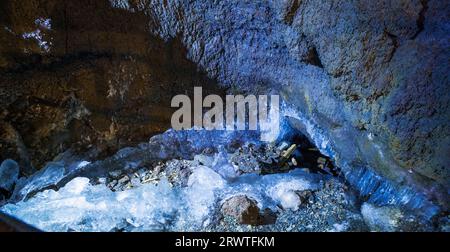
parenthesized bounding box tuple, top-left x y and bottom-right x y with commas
(0, 129, 436, 232)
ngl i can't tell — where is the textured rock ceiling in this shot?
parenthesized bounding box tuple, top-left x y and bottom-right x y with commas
(0, 0, 448, 213)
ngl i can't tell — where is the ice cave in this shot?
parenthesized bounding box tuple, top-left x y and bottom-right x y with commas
(0, 0, 448, 233)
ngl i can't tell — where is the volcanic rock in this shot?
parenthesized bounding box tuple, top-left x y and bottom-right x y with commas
(221, 195, 262, 225)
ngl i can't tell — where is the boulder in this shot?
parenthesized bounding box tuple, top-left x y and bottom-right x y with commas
(221, 195, 262, 225)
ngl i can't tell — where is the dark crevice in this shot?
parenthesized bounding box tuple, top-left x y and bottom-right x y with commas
(385, 30, 399, 62)
(279, 122, 340, 177)
(284, 0, 302, 25)
(305, 46, 324, 68)
(411, 0, 428, 39)
(290, 134, 339, 176)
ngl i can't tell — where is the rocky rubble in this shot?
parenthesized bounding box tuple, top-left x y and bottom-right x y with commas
(0, 129, 344, 230)
(99, 132, 334, 194)
(2, 129, 436, 232)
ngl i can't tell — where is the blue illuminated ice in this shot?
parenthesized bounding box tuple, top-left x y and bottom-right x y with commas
(11, 162, 65, 201)
(1, 166, 319, 232)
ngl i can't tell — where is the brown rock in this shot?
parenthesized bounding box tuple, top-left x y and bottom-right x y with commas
(221, 195, 261, 225)
(0, 0, 225, 169)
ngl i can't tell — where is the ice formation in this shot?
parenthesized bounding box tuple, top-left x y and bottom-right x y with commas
(0, 128, 433, 231)
(11, 162, 66, 201)
(282, 106, 440, 219)
(1, 166, 318, 232)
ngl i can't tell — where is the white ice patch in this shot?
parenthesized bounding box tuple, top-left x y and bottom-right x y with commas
(77, 161, 91, 169)
(2, 166, 318, 232)
(22, 18, 52, 52)
(267, 179, 311, 211)
(64, 177, 90, 195)
(328, 222, 349, 232)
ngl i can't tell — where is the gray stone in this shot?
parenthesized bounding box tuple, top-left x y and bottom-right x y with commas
(117, 176, 130, 185)
(107, 180, 118, 189)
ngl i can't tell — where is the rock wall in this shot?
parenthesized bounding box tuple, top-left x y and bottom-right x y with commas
(0, 0, 222, 174)
(0, 0, 448, 213)
(112, 0, 449, 211)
